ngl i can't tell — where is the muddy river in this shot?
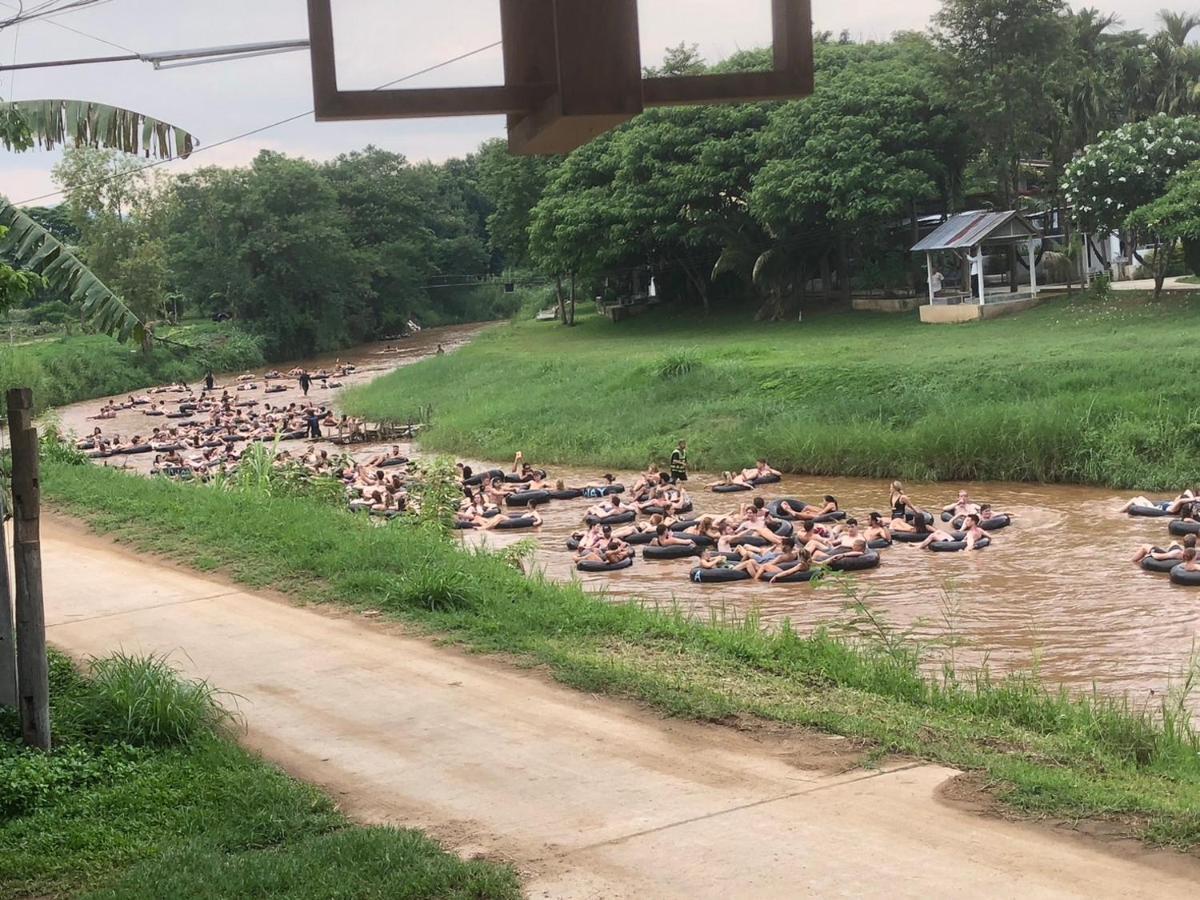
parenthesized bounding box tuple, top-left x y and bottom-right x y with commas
(57, 324, 1200, 710)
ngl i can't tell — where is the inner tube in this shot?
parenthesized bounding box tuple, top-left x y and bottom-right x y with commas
(121, 445, 153, 455)
(577, 557, 634, 573)
(379, 457, 409, 468)
(1168, 520, 1200, 537)
(867, 539, 893, 550)
(897, 510, 934, 525)
(85, 449, 110, 459)
(1128, 502, 1172, 518)
(624, 531, 656, 545)
(581, 485, 625, 498)
(585, 510, 636, 526)
(493, 515, 539, 530)
(640, 501, 694, 517)
(670, 519, 699, 532)
(547, 489, 583, 500)
(675, 532, 715, 547)
(643, 542, 700, 560)
(1141, 555, 1181, 573)
(767, 499, 807, 519)
(768, 519, 794, 538)
(151, 443, 185, 452)
(751, 473, 781, 485)
(712, 483, 753, 493)
(979, 515, 1011, 531)
(812, 511, 847, 523)
(506, 490, 550, 508)
(771, 565, 819, 584)
(505, 469, 547, 484)
(929, 536, 990, 552)
(165, 412, 191, 419)
(689, 566, 750, 583)
(464, 468, 505, 487)
(891, 531, 931, 543)
(565, 537, 581, 551)
(1169, 564, 1200, 586)
(828, 550, 882, 572)
(728, 533, 771, 548)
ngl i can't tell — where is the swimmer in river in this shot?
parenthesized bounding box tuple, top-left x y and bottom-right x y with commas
(1132, 533, 1196, 564)
(943, 490, 981, 518)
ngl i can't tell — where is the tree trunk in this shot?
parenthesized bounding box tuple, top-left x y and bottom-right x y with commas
(555, 274, 567, 323)
(677, 256, 710, 314)
(837, 235, 851, 303)
(568, 272, 577, 326)
(819, 253, 832, 302)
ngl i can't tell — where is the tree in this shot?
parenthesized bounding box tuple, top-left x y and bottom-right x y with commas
(476, 138, 559, 268)
(1127, 159, 1200, 276)
(1149, 10, 1200, 115)
(934, 0, 1069, 207)
(1065, 115, 1200, 294)
(0, 99, 196, 343)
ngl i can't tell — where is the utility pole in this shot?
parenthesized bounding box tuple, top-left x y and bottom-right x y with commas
(7, 389, 49, 750)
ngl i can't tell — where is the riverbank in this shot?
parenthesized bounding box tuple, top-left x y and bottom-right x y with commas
(41, 459, 1200, 850)
(343, 290, 1200, 490)
(0, 648, 518, 898)
(0, 321, 264, 415)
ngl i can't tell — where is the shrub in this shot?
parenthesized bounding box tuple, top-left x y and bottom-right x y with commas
(62, 652, 232, 748)
(654, 348, 702, 379)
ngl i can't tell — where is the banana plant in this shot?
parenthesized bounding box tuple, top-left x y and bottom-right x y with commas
(0, 100, 197, 344)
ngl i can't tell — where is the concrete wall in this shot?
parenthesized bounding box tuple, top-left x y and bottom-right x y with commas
(917, 294, 1047, 324)
(851, 296, 919, 313)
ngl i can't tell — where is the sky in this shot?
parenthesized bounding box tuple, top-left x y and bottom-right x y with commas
(0, 0, 1187, 204)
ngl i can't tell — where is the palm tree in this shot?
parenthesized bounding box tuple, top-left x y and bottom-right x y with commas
(0, 99, 196, 344)
(1150, 10, 1200, 114)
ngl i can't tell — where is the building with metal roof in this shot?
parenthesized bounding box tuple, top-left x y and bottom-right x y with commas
(911, 211, 1041, 307)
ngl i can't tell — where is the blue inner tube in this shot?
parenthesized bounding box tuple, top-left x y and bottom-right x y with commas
(577, 557, 634, 573)
(930, 536, 990, 552)
(506, 490, 550, 508)
(829, 550, 882, 572)
(494, 515, 539, 530)
(547, 489, 583, 500)
(689, 566, 750, 583)
(581, 485, 625, 498)
(712, 482, 753, 493)
(1168, 519, 1200, 536)
(585, 510, 637, 526)
(767, 499, 807, 519)
(1141, 554, 1181, 573)
(643, 542, 700, 560)
(751, 473, 781, 485)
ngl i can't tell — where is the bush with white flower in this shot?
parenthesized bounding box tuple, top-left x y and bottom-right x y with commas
(1064, 115, 1200, 234)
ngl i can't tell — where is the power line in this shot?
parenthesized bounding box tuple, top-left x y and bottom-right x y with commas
(13, 40, 503, 206)
(0, 0, 115, 32)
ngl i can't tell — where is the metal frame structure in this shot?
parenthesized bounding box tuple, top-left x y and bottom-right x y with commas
(306, 0, 813, 154)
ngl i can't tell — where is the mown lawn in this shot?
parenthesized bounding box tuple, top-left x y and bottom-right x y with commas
(344, 290, 1200, 489)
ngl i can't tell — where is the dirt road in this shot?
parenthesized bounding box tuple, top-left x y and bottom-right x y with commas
(40, 516, 1200, 898)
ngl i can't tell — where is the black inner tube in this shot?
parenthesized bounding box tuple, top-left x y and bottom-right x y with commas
(577, 557, 634, 573)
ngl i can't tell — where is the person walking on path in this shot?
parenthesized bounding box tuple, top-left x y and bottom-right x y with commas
(299, 370, 312, 397)
(670, 439, 689, 483)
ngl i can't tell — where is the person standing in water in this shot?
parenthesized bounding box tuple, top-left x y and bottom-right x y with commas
(299, 370, 312, 397)
(436, 343, 445, 356)
(670, 439, 688, 483)
(204, 370, 215, 392)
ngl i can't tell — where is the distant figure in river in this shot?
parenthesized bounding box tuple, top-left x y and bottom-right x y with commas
(204, 370, 215, 392)
(436, 343, 445, 356)
(299, 370, 312, 397)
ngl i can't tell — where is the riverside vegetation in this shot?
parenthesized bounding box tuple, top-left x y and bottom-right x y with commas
(0, 649, 519, 898)
(344, 290, 1200, 490)
(41, 455, 1200, 849)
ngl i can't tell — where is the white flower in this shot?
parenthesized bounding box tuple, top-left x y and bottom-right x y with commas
(1118, 176, 1127, 182)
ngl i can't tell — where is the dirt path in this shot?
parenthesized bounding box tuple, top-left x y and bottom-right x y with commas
(39, 516, 1200, 898)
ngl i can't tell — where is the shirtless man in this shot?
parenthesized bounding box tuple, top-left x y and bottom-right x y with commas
(943, 490, 980, 519)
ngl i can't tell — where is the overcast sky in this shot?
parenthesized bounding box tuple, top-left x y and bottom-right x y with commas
(0, 0, 1186, 205)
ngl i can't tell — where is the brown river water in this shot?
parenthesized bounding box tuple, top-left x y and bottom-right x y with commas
(56, 324, 1200, 712)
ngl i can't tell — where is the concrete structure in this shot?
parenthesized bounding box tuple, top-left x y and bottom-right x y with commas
(852, 296, 920, 313)
(919, 293, 1047, 324)
(912, 211, 1041, 311)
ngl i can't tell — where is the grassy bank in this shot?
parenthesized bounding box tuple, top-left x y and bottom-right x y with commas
(344, 290, 1200, 490)
(0, 321, 264, 415)
(43, 460, 1200, 848)
(1, 650, 519, 898)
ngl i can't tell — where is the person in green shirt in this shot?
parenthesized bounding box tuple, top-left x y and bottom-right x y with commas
(670, 440, 688, 483)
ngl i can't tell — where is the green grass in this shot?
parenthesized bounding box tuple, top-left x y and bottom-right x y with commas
(0, 321, 264, 416)
(0, 649, 520, 899)
(42, 460, 1200, 849)
(344, 291, 1200, 490)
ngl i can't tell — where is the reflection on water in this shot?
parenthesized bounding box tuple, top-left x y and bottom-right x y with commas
(57, 324, 1200, 715)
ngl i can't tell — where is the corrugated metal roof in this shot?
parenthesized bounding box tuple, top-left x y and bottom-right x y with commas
(911, 211, 1038, 252)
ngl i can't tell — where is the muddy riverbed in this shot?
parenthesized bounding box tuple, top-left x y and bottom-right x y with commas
(57, 324, 1200, 711)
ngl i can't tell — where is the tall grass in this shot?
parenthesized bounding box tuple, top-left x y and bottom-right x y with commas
(42, 460, 1200, 846)
(344, 292, 1200, 490)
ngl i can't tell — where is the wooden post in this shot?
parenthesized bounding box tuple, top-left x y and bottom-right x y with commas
(6, 388, 49, 751)
(0, 484, 17, 708)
